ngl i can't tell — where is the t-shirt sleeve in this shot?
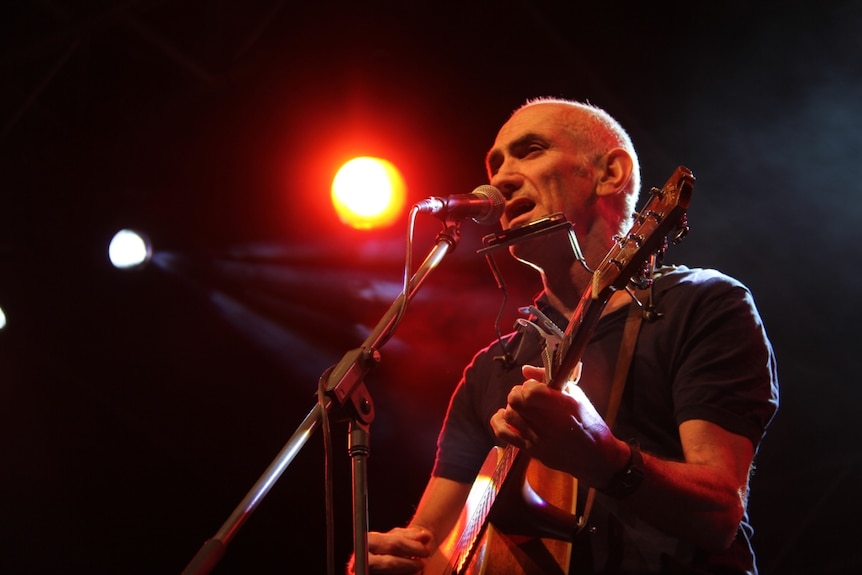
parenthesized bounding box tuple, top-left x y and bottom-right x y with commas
(430, 346, 502, 483)
(671, 273, 779, 446)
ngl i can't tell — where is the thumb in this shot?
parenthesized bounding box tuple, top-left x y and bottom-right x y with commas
(522, 364, 546, 383)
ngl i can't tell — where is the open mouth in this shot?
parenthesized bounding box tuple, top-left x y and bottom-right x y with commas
(505, 198, 536, 225)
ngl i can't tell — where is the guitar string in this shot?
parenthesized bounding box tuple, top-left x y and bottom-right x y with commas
(449, 444, 518, 574)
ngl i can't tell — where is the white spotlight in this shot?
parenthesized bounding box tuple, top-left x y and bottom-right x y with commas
(109, 229, 152, 269)
(0, 305, 6, 330)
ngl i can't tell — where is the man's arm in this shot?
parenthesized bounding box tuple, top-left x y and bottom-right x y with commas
(622, 419, 754, 552)
(409, 476, 473, 548)
(491, 373, 755, 552)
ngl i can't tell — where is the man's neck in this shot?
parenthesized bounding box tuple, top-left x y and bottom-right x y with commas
(541, 268, 632, 321)
(509, 218, 631, 319)
(538, 228, 632, 321)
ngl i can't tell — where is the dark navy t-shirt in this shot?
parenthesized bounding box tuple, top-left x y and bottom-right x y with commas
(432, 266, 779, 574)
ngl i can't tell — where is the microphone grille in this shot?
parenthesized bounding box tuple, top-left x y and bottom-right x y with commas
(472, 185, 505, 225)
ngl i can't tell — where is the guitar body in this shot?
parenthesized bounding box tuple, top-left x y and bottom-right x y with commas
(479, 458, 577, 575)
(428, 448, 578, 575)
(475, 523, 570, 575)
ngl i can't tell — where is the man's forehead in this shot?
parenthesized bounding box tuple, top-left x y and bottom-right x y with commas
(496, 104, 561, 141)
(488, 104, 569, 157)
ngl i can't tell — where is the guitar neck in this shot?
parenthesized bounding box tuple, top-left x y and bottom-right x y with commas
(548, 285, 611, 391)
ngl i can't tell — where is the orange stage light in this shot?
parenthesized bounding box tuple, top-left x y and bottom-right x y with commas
(331, 157, 406, 229)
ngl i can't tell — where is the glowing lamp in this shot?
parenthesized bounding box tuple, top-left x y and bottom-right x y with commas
(109, 229, 152, 269)
(331, 157, 406, 229)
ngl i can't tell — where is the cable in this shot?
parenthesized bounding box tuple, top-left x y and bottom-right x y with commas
(318, 368, 335, 575)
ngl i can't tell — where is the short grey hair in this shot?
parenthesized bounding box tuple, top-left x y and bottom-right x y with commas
(517, 98, 642, 232)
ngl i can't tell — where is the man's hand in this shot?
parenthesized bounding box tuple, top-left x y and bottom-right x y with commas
(489, 365, 629, 487)
(347, 526, 435, 574)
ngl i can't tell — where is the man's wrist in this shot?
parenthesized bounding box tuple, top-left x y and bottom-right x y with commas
(599, 442, 645, 499)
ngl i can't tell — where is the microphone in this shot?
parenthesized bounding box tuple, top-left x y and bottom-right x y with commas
(414, 185, 505, 225)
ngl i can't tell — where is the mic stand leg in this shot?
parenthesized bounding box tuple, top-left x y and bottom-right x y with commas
(349, 422, 370, 575)
(181, 402, 327, 575)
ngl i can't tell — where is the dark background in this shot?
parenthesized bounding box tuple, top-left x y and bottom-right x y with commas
(2, 1, 860, 573)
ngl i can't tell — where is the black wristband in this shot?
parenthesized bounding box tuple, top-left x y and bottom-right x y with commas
(599, 443, 644, 499)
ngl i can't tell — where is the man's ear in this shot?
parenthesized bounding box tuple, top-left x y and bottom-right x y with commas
(595, 148, 633, 197)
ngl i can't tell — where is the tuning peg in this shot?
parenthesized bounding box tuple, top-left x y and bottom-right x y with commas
(671, 215, 690, 245)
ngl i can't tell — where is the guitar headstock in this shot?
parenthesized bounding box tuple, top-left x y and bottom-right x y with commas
(592, 166, 694, 298)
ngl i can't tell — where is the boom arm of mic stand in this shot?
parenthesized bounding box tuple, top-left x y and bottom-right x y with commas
(181, 223, 462, 575)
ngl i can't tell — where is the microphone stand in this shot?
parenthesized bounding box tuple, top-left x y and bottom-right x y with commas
(182, 221, 463, 575)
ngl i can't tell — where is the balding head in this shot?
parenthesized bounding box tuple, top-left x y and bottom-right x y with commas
(514, 98, 641, 200)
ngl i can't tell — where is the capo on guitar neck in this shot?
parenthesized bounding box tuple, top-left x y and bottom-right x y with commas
(482, 213, 588, 370)
(518, 305, 565, 339)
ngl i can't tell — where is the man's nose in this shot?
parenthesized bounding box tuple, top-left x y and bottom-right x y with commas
(490, 164, 522, 200)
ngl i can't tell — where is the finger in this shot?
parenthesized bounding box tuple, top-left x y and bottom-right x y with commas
(508, 385, 583, 438)
(370, 554, 427, 574)
(362, 552, 426, 574)
(390, 526, 434, 546)
(368, 529, 432, 558)
(365, 528, 435, 575)
(522, 364, 546, 382)
(515, 382, 565, 413)
(507, 380, 553, 408)
(491, 408, 529, 448)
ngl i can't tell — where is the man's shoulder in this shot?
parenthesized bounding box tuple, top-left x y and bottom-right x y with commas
(654, 265, 748, 293)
